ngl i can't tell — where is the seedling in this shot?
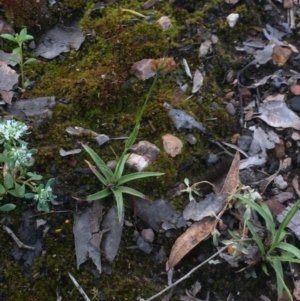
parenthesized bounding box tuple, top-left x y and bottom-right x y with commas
(1, 28, 36, 91)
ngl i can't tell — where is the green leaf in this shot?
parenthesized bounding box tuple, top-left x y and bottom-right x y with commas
(270, 258, 284, 299)
(276, 242, 300, 260)
(246, 220, 266, 255)
(27, 172, 43, 181)
(112, 189, 124, 223)
(235, 194, 275, 235)
(24, 58, 37, 65)
(25, 193, 35, 199)
(83, 144, 114, 182)
(4, 173, 14, 189)
(114, 153, 130, 180)
(8, 189, 19, 198)
(0, 154, 9, 162)
(87, 188, 112, 201)
(85, 160, 108, 186)
(8, 57, 20, 64)
(17, 184, 25, 198)
(0, 33, 16, 42)
(12, 47, 21, 54)
(262, 263, 269, 275)
(125, 123, 140, 149)
(117, 185, 149, 199)
(0, 184, 5, 195)
(273, 200, 300, 248)
(0, 203, 16, 211)
(19, 28, 27, 40)
(117, 171, 164, 185)
(272, 256, 300, 264)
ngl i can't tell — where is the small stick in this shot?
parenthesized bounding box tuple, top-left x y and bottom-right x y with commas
(145, 246, 227, 301)
(3, 225, 35, 250)
(68, 272, 91, 301)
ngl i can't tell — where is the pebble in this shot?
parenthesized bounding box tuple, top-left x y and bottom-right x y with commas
(141, 229, 154, 243)
(273, 141, 285, 159)
(186, 133, 197, 145)
(291, 85, 300, 95)
(207, 153, 219, 165)
(272, 44, 292, 65)
(226, 70, 236, 83)
(157, 16, 172, 31)
(227, 13, 239, 28)
(274, 175, 288, 190)
(290, 96, 300, 112)
(225, 102, 236, 115)
(240, 87, 252, 100)
(162, 134, 183, 157)
(237, 135, 253, 151)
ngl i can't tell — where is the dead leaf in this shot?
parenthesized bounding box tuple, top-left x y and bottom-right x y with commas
(258, 101, 300, 130)
(192, 69, 203, 94)
(183, 194, 225, 222)
(167, 217, 215, 269)
(73, 201, 103, 273)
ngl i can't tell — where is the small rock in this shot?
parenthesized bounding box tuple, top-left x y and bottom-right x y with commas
(227, 13, 239, 28)
(95, 134, 110, 146)
(129, 141, 160, 163)
(157, 16, 172, 31)
(136, 236, 153, 254)
(141, 229, 154, 242)
(226, 70, 236, 83)
(291, 85, 300, 95)
(272, 45, 292, 65)
(274, 175, 288, 190)
(290, 96, 300, 112)
(211, 101, 219, 111)
(199, 40, 212, 57)
(162, 134, 183, 157)
(130, 59, 155, 80)
(186, 133, 197, 145)
(142, 0, 159, 9)
(211, 34, 219, 44)
(207, 153, 219, 165)
(225, 102, 236, 115)
(237, 135, 253, 151)
(271, 192, 294, 203)
(225, 91, 235, 99)
(282, 157, 292, 170)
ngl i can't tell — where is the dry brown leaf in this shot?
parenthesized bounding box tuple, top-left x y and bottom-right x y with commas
(167, 152, 240, 269)
(167, 217, 215, 269)
(220, 151, 240, 199)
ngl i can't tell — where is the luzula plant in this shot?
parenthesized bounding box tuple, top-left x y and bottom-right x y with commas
(0, 118, 56, 212)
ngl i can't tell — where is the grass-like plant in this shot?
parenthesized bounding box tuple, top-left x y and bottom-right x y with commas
(83, 62, 165, 222)
(0, 28, 36, 91)
(229, 194, 300, 300)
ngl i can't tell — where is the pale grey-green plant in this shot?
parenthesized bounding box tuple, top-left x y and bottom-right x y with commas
(1, 28, 36, 91)
(0, 118, 56, 212)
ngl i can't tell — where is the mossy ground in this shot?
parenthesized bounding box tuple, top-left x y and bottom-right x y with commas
(0, 0, 280, 300)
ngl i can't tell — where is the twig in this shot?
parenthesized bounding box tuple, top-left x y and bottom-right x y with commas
(28, 210, 72, 218)
(3, 225, 35, 250)
(68, 272, 91, 301)
(145, 246, 227, 301)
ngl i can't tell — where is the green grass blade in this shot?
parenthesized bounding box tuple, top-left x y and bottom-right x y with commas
(270, 258, 284, 299)
(87, 188, 112, 201)
(112, 189, 124, 222)
(117, 186, 149, 199)
(274, 200, 300, 247)
(118, 171, 164, 185)
(83, 144, 114, 181)
(125, 123, 140, 150)
(276, 242, 300, 259)
(271, 256, 300, 264)
(246, 220, 266, 255)
(114, 153, 130, 179)
(235, 194, 275, 235)
(85, 160, 108, 186)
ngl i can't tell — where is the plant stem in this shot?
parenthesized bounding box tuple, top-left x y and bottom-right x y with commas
(18, 41, 24, 90)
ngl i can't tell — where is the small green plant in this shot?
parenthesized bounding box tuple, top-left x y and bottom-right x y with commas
(228, 193, 300, 300)
(83, 62, 166, 223)
(0, 118, 56, 212)
(0, 28, 36, 91)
